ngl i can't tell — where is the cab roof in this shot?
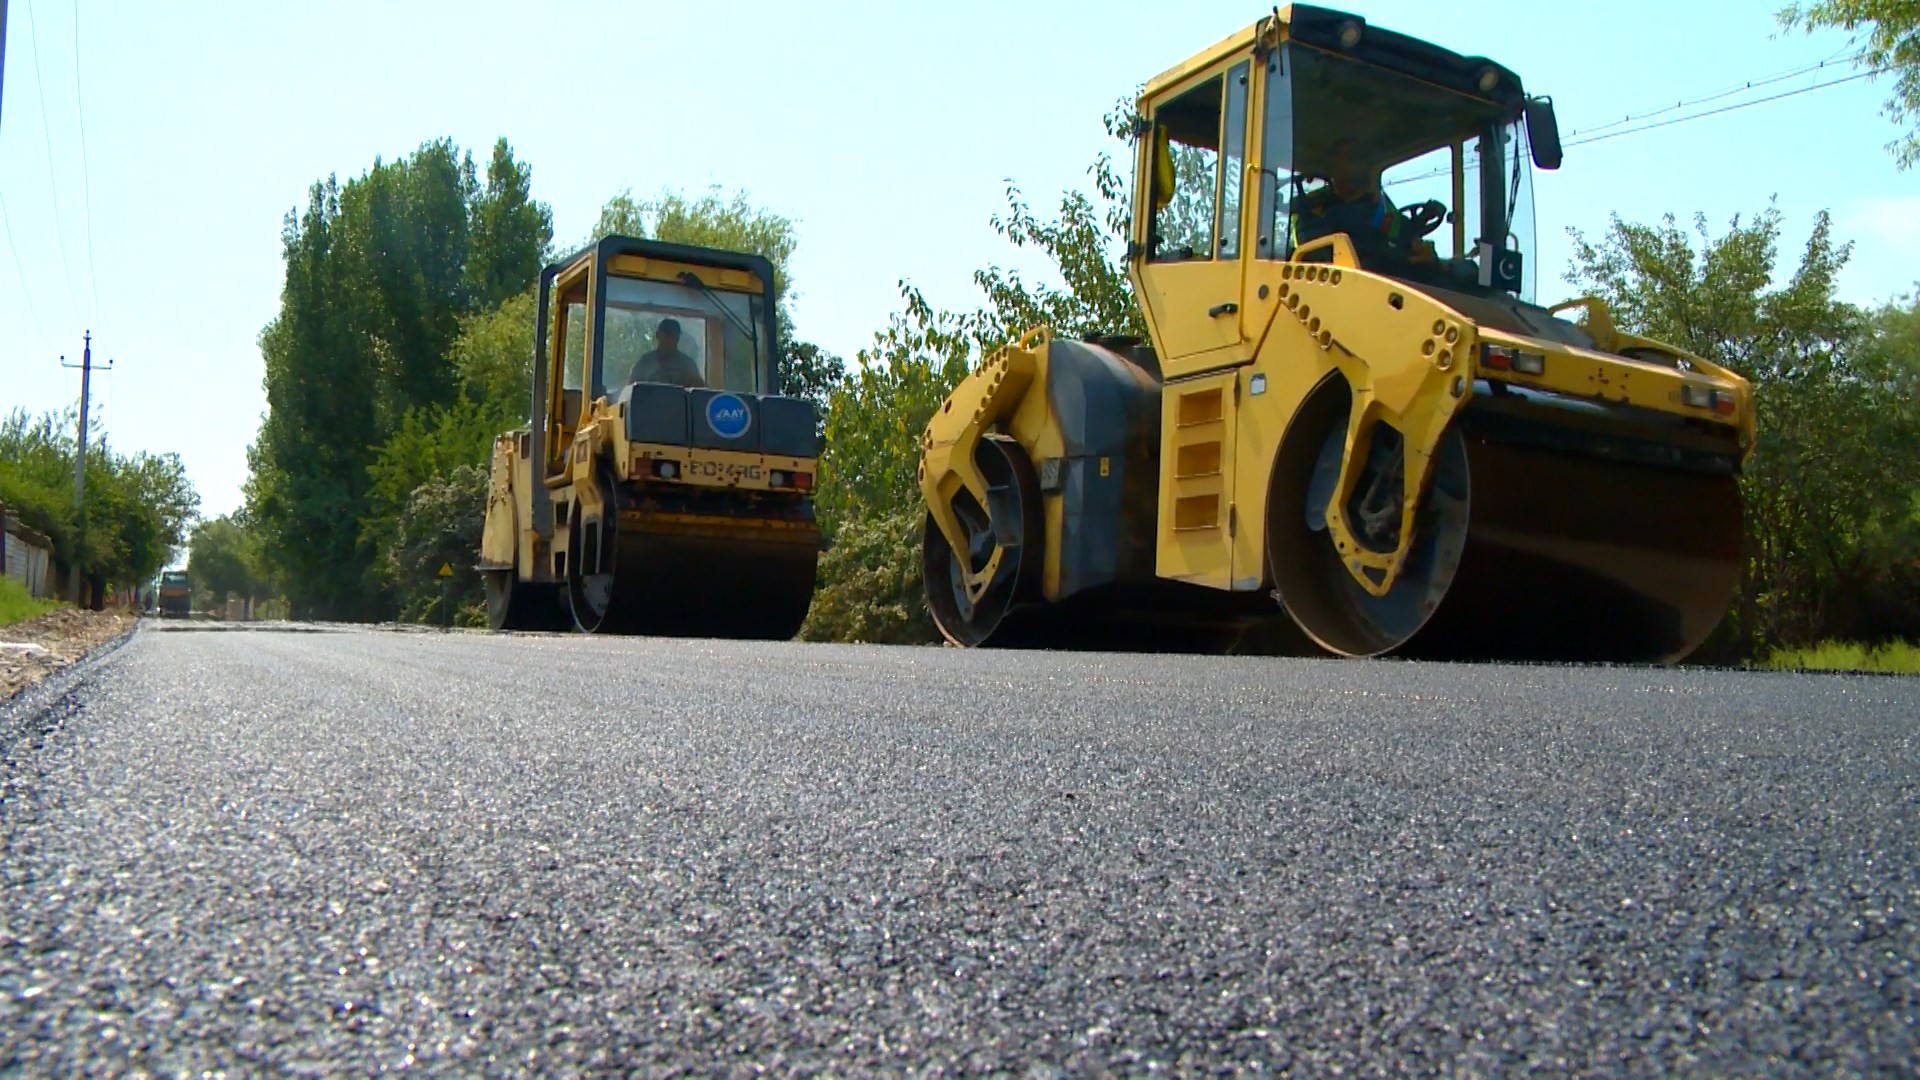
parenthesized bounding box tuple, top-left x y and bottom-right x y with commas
(1142, 4, 1527, 108)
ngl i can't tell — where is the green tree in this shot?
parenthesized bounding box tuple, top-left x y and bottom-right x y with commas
(449, 288, 538, 421)
(247, 176, 386, 620)
(247, 138, 552, 621)
(587, 186, 847, 411)
(466, 138, 555, 308)
(333, 138, 524, 426)
(0, 410, 80, 564)
(779, 340, 847, 428)
(0, 407, 199, 604)
(187, 515, 258, 611)
(799, 99, 1155, 642)
(364, 395, 513, 560)
(591, 188, 797, 307)
(973, 100, 1151, 347)
(817, 287, 979, 532)
(1565, 201, 1920, 655)
(1779, 1, 1920, 168)
(798, 505, 939, 644)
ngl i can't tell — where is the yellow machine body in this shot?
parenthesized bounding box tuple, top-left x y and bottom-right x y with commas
(480, 235, 821, 637)
(919, 5, 1752, 664)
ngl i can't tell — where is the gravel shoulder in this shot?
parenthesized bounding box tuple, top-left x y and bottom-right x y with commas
(0, 608, 139, 701)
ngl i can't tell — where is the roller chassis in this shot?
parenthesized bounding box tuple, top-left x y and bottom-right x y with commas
(919, 269, 1751, 665)
(915, 4, 1755, 666)
(476, 235, 823, 639)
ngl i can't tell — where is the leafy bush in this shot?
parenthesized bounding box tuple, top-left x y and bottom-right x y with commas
(800, 506, 940, 645)
(385, 464, 489, 624)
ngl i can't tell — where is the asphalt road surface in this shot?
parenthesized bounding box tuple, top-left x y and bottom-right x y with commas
(1, 622, 1915, 1075)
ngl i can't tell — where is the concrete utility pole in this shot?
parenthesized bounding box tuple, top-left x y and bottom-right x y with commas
(62, 331, 111, 604)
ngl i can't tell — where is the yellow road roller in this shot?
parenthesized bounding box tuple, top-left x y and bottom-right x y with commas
(479, 235, 821, 637)
(919, 4, 1754, 664)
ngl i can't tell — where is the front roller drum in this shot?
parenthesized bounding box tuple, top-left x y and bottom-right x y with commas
(1270, 385, 1743, 665)
(567, 490, 818, 640)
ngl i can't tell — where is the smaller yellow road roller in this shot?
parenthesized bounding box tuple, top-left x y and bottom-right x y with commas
(478, 235, 821, 637)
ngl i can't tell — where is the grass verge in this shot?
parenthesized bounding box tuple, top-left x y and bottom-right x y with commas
(0, 577, 61, 628)
(0, 576, 60, 626)
(1764, 639, 1920, 675)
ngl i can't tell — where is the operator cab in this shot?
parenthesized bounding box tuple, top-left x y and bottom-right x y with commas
(537, 235, 814, 479)
(1137, 4, 1563, 319)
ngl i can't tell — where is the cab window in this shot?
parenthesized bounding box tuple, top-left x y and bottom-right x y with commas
(1147, 75, 1224, 262)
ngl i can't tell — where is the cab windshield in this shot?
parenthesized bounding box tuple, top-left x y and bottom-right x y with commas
(596, 274, 768, 395)
(1146, 40, 1540, 302)
(1286, 43, 1537, 300)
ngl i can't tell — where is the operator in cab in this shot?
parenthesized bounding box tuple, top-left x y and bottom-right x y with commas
(1294, 139, 1404, 255)
(626, 318, 706, 388)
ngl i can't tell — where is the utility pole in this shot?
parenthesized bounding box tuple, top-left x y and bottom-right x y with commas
(61, 332, 111, 605)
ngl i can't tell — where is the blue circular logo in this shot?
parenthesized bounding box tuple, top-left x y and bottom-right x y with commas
(706, 393, 752, 439)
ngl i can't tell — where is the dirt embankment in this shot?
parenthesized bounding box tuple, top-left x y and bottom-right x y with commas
(0, 609, 139, 701)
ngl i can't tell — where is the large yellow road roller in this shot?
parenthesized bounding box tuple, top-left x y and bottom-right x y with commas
(479, 235, 821, 637)
(919, 4, 1754, 664)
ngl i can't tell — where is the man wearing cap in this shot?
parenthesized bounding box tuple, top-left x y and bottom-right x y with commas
(626, 318, 706, 388)
(1294, 138, 1403, 256)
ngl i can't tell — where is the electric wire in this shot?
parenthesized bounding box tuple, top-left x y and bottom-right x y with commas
(1383, 65, 1887, 190)
(0, 193, 57, 355)
(19, 0, 82, 327)
(71, 0, 102, 328)
(1564, 66, 1883, 147)
(1560, 47, 1870, 139)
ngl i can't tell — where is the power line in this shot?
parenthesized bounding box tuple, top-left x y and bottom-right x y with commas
(71, 0, 100, 328)
(0, 192, 56, 354)
(1561, 49, 1869, 140)
(1564, 67, 1883, 148)
(1383, 65, 1885, 190)
(19, 0, 81, 327)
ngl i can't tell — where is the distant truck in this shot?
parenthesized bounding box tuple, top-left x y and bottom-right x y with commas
(157, 570, 191, 618)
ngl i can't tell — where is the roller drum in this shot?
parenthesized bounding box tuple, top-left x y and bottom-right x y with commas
(922, 435, 1292, 653)
(570, 487, 818, 640)
(1272, 390, 1744, 665)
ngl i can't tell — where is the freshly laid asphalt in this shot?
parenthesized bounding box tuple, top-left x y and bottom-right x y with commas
(0, 621, 1914, 1075)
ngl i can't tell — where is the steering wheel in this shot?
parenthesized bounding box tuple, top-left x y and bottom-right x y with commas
(1398, 200, 1447, 239)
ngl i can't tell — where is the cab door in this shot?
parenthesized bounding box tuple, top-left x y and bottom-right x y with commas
(543, 267, 592, 485)
(1134, 55, 1254, 379)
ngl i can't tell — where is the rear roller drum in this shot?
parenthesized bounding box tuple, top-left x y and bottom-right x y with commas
(922, 436, 1041, 648)
(566, 477, 818, 640)
(484, 570, 571, 632)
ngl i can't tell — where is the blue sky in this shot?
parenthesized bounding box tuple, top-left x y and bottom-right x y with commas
(3, 0, 1913, 533)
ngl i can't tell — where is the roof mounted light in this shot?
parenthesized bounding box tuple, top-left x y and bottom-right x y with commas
(1338, 20, 1362, 49)
(1478, 67, 1500, 94)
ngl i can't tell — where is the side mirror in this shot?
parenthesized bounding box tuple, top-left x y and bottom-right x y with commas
(1525, 97, 1562, 170)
